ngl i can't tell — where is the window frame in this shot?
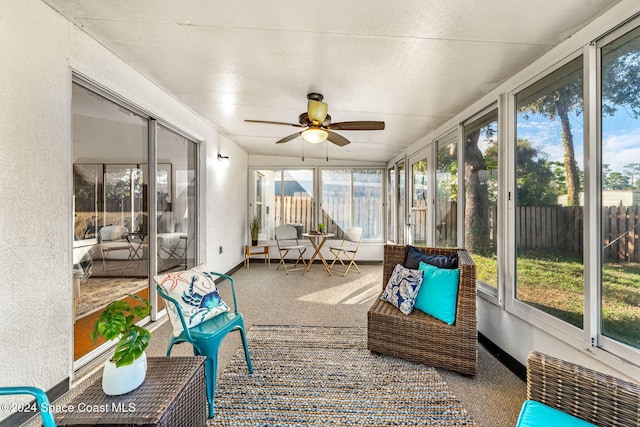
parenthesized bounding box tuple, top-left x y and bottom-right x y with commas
(504, 49, 587, 351)
(594, 16, 640, 366)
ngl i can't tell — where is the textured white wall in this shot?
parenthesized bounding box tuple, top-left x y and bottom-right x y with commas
(0, 0, 248, 410)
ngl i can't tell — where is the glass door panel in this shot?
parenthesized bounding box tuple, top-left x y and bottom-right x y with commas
(157, 125, 197, 274)
(397, 161, 406, 245)
(72, 83, 149, 365)
(410, 156, 429, 245)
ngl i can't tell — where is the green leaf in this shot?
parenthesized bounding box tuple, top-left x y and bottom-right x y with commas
(97, 312, 127, 341)
(111, 326, 151, 367)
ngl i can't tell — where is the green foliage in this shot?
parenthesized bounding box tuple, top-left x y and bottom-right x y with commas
(249, 215, 260, 240)
(91, 295, 151, 367)
(473, 251, 640, 347)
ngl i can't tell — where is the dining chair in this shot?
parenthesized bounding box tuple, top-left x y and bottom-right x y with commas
(154, 267, 253, 418)
(328, 226, 364, 276)
(0, 386, 56, 427)
(98, 225, 134, 274)
(274, 224, 307, 274)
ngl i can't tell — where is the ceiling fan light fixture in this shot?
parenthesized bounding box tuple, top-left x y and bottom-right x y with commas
(307, 100, 328, 124)
(301, 127, 328, 144)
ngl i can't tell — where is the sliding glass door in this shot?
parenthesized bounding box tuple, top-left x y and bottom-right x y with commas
(72, 81, 199, 369)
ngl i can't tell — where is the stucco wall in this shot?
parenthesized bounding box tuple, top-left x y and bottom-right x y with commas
(0, 0, 248, 413)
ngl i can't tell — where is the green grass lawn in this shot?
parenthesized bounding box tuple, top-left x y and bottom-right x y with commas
(472, 251, 640, 348)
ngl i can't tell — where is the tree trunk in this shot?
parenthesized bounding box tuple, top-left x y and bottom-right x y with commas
(464, 130, 490, 254)
(557, 99, 580, 206)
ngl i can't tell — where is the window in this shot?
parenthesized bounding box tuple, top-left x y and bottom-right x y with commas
(464, 109, 499, 287)
(387, 166, 396, 243)
(251, 169, 314, 239)
(514, 56, 585, 329)
(600, 24, 640, 350)
(397, 161, 406, 245)
(436, 130, 458, 248)
(321, 168, 383, 240)
(410, 157, 428, 245)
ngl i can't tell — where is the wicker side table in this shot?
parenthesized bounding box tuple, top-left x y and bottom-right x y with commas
(56, 357, 206, 427)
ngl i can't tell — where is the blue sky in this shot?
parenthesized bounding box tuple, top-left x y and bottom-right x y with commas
(516, 110, 640, 173)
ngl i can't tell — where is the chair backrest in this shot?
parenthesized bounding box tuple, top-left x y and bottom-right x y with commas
(344, 227, 364, 242)
(99, 225, 128, 241)
(275, 224, 301, 248)
(275, 224, 298, 240)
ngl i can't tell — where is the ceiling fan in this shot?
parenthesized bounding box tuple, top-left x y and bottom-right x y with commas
(245, 93, 385, 146)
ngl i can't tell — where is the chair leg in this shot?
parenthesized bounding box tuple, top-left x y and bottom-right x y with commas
(238, 325, 254, 373)
(343, 253, 361, 276)
(204, 355, 217, 418)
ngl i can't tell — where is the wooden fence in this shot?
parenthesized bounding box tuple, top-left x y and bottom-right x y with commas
(274, 195, 382, 240)
(274, 196, 640, 263)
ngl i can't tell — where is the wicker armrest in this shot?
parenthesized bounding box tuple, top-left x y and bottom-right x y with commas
(527, 351, 640, 427)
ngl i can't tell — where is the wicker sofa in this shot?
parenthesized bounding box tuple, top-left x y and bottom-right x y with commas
(367, 245, 477, 376)
(520, 351, 640, 426)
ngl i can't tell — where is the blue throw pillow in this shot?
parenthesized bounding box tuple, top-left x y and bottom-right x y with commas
(380, 264, 424, 315)
(403, 245, 458, 270)
(516, 400, 596, 427)
(414, 262, 459, 325)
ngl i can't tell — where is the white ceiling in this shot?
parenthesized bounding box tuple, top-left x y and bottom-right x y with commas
(44, 0, 620, 163)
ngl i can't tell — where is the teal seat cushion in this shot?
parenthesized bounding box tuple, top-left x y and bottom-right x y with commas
(516, 400, 597, 427)
(414, 262, 459, 325)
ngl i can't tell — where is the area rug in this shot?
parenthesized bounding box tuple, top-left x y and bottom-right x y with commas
(76, 277, 148, 318)
(210, 326, 477, 426)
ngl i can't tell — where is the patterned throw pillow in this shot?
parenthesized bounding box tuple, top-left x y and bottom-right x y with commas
(154, 265, 229, 337)
(380, 264, 424, 315)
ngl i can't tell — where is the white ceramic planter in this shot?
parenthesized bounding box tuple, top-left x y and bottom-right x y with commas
(102, 352, 147, 395)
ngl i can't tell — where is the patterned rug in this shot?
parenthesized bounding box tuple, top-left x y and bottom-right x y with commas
(210, 326, 477, 426)
(76, 277, 148, 318)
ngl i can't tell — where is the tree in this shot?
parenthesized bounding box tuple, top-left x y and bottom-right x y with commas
(520, 58, 582, 206)
(520, 46, 640, 206)
(623, 163, 640, 189)
(464, 128, 490, 254)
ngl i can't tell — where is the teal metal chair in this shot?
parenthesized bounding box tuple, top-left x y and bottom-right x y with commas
(0, 386, 56, 427)
(156, 272, 253, 418)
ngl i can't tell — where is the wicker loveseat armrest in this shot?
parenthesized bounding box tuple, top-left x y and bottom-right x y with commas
(527, 351, 640, 427)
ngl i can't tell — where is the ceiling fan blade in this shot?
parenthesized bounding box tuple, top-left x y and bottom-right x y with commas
(326, 130, 350, 147)
(245, 119, 304, 128)
(327, 121, 385, 131)
(275, 132, 302, 144)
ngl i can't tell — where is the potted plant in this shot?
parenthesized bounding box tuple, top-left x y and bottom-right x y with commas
(249, 215, 260, 246)
(91, 294, 151, 395)
(318, 223, 325, 234)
